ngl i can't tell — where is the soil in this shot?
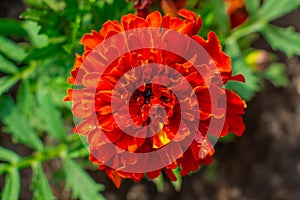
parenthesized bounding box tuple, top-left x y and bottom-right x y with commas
(0, 1, 300, 200)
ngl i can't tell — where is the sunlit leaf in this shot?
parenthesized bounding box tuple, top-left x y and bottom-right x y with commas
(0, 76, 20, 96)
(262, 25, 300, 57)
(170, 168, 182, 192)
(63, 157, 105, 200)
(261, 63, 289, 87)
(37, 88, 67, 141)
(1, 168, 20, 200)
(0, 54, 19, 74)
(23, 44, 60, 62)
(0, 147, 20, 163)
(0, 96, 44, 151)
(20, 8, 43, 21)
(225, 39, 261, 100)
(244, 0, 260, 15)
(31, 162, 55, 200)
(152, 173, 164, 193)
(210, 0, 230, 34)
(17, 79, 34, 116)
(258, 0, 300, 21)
(23, 21, 49, 48)
(0, 164, 8, 175)
(0, 19, 27, 38)
(42, 0, 66, 11)
(0, 37, 28, 62)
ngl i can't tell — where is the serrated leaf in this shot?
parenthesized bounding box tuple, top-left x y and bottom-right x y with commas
(31, 162, 55, 200)
(42, 0, 66, 11)
(0, 164, 8, 175)
(262, 63, 289, 87)
(258, 0, 300, 21)
(23, 44, 60, 62)
(17, 79, 34, 116)
(0, 19, 27, 38)
(170, 168, 182, 192)
(225, 39, 261, 100)
(1, 168, 20, 200)
(262, 25, 300, 57)
(0, 76, 20, 96)
(0, 96, 44, 151)
(37, 89, 67, 141)
(0, 147, 20, 163)
(20, 8, 43, 21)
(226, 63, 261, 100)
(0, 36, 28, 62)
(63, 157, 105, 200)
(0, 54, 19, 74)
(209, 0, 230, 34)
(23, 0, 43, 8)
(244, 0, 260, 15)
(23, 21, 49, 48)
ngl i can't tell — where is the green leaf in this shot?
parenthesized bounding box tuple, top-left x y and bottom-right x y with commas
(0, 76, 20, 96)
(219, 133, 237, 143)
(0, 36, 28, 62)
(20, 8, 43, 21)
(258, 0, 300, 21)
(63, 157, 105, 200)
(0, 19, 27, 38)
(42, 0, 66, 11)
(209, 0, 230, 34)
(0, 164, 8, 175)
(23, 0, 43, 8)
(0, 147, 20, 163)
(261, 63, 289, 87)
(244, 0, 260, 15)
(170, 168, 182, 192)
(23, 44, 60, 62)
(0, 54, 19, 74)
(17, 80, 34, 116)
(152, 173, 164, 193)
(31, 162, 55, 200)
(225, 39, 261, 100)
(262, 25, 300, 57)
(226, 63, 260, 101)
(37, 89, 67, 141)
(0, 96, 44, 151)
(23, 21, 49, 48)
(1, 168, 20, 200)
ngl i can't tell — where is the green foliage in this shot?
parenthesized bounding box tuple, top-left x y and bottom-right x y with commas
(244, 0, 260, 15)
(222, 0, 299, 100)
(0, 0, 299, 198)
(31, 162, 55, 200)
(0, 97, 44, 151)
(262, 25, 300, 57)
(63, 157, 105, 200)
(261, 63, 289, 87)
(1, 168, 20, 200)
(0, 54, 19, 74)
(170, 168, 182, 192)
(257, 0, 300, 21)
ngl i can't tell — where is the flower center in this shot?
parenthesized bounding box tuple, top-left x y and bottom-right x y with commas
(143, 83, 153, 104)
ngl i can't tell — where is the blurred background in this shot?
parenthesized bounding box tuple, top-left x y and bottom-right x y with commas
(0, 0, 300, 199)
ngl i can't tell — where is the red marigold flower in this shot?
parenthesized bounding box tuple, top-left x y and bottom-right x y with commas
(65, 10, 246, 188)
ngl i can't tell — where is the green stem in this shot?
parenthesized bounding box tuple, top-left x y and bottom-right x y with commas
(1, 135, 88, 173)
(226, 20, 267, 43)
